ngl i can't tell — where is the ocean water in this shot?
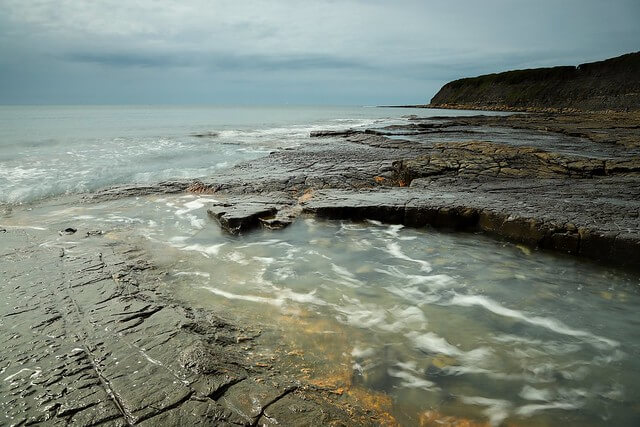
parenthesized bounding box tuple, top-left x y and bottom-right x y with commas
(2, 105, 638, 425)
(0, 105, 486, 204)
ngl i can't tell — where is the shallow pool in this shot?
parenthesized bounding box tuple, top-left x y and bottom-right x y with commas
(5, 194, 640, 426)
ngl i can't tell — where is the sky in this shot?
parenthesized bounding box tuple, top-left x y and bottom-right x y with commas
(0, 0, 638, 105)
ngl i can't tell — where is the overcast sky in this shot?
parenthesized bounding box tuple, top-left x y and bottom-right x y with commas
(1, 0, 638, 105)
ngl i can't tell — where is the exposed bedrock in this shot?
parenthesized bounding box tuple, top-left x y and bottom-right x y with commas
(392, 140, 640, 181)
(0, 227, 389, 425)
(192, 112, 640, 269)
(300, 185, 640, 269)
(207, 193, 298, 234)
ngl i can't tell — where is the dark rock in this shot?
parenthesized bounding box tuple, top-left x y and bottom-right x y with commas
(208, 203, 278, 235)
(217, 379, 294, 424)
(191, 131, 219, 138)
(429, 51, 640, 112)
(260, 217, 293, 230)
(309, 129, 360, 137)
(59, 227, 77, 235)
(179, 341, 238, 375)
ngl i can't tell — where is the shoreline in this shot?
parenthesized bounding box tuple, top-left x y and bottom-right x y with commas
(0, 199, 397, 425)
(378, 103, 635, 114)
(198, 110, 640, 270)
(2, 109, 640, 425)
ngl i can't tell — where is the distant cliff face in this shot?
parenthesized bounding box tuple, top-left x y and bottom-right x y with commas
(430, 52, 640, 112)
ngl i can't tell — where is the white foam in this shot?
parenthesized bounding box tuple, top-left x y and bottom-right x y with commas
(253, 256, 275, 265)
(351, 346, 376, 358)
(516, 402, 579, 417)
(409, 331, 491, 364)
(387, 367, 436, 390)
(330, 264, 363, 287)
(174, 197, 218, 216)
(183, 214, 205, 229)
(204, 287, 280, 306)
(72, 215, 95, 220)
(238, 239, 283, 248)
(273, 266, 295, 281)
(179, 243, 226, 258)
(519, 385, 553, 402)
(168, 235, 189, 243)
(174, 271, 211, 278)
(203, 286, 327, 308)
(335, 303, 388, 329)
(1, 224, 47, 231)
(449, 293, 619, 348)
(443, 365, 527, 382)
(376, 266, 456, 290)
(385, 242, 432, 272)
(460, 396, 511, 426)
(226, 251, 249, 265)
(410, 331, 462, 356)
(383, 224, 405, 239)
(383, 306, 427, 332)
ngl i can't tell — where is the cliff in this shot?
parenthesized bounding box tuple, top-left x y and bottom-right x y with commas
(429, 52, 640, 112)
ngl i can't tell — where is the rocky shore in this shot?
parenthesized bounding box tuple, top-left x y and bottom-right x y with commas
(2, 109, 639, 425)
(1, 217, 395, 425)
(190, 111, 640, 270)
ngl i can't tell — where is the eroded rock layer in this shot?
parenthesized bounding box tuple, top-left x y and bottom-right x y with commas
(191, 112, 640, 269)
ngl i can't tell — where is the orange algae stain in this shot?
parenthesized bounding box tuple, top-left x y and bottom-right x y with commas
(274, 309, 398, 424)
(346, 387, 397, 426)
(374, 176, 387, 183)
(397, 179, 407, 187)
(298, 188, 314, 203)
(308, 372, 351, 393)
(276, 310, 354, 389)
(419, 410, 491, 427)
(187, 181, 215, 194)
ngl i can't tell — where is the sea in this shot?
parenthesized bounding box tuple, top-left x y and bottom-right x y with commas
(1, 105, 639, 426)
(0, 105, 490, 205)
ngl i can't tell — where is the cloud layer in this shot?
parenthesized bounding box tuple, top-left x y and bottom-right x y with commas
(1, 0, 638, 104)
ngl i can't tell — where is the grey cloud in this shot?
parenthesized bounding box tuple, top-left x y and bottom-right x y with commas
(1, 0, 639, 104)
(63, 51, 372, 72)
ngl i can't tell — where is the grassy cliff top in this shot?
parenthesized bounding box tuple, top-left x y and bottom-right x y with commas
(430, 52, 640, 112)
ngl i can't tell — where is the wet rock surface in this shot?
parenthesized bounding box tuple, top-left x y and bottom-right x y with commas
(207, 194, 296, 235)
(0, 227, 384, 425)
(192, 111, 640, 269)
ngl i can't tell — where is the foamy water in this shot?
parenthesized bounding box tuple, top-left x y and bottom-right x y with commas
(6, 194, 639, 426)
(0, 105, 489, 204)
